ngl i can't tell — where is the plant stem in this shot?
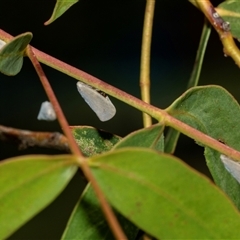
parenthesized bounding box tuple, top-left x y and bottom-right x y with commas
(195, 0, 240, 67)
(1, 29, 240, 161)
(187, 19, 211, 88)
(27, 47, 127, 240)
(164, 128, 181, 154)
(140, 0, 155, 127)
(0, 124, 69, 151)
(164, 113, 240, 161)
(165, 19, 211, 153)
(26, 46, 80, 156)
(27, 47, 80, 156)
(33, 46, 164, 120)
(24, 34, 240, 162)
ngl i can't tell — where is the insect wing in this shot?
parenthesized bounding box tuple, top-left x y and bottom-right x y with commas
(76, 82, 116, 122)
(0, 39, 6, 50)
(220, 154, 240, 184)
(37, 101, 56, 121)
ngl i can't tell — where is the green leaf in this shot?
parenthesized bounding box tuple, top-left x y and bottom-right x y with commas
(218, 1, 240, 39)
(89, 148, 240, 239)
(71, 126, 121, 157)
(61, 184, 138, 240)
(0, 32, 32, 76)
(165, 21, 211, 154)
(45, 0, 79, 25)
(64, 126, 137, 239)
(167, 85, 240, 209)
(0, 154, 77, 239)
(114, 123, 164, 151)
(164, 127, 180, 153)
(63, 125, 164, 239)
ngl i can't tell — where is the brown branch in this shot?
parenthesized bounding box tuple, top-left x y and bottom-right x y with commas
(0, 125, 70, 152)
(195, 1, 240, 68)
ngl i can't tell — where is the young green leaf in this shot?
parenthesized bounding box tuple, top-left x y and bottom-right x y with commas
(113, 123, 164, 151)
(166, 85, 240, 209)
(218, 1, 240, 39)
(0, 32, 32, 76)
(89, 148, 240, 239)
(0, 154, 77, 239)
(71, 126, 121, 157)
(45, 0, 78, 25)
(61, 184, 138, 240)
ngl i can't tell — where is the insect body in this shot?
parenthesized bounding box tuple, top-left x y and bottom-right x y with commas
(37, 101, 56, 121)
(210, 6, 230, 32)
(76, 82, 116, 122)
(0, 39, 6, 50)
(220, 154, 240, 184)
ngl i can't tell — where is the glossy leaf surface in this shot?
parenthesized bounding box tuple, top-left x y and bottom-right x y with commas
(63, 125, 164, 239)
(71, 125, 121, 157)
(89, 148, 240, 239)
(114, 123, 164, 151)
(61, 184, 138, 240)
(45, 0, 78, 25)
(167, 85, 240, 209)
(0, 32, 32, 75)
(0, 155, 77, 239)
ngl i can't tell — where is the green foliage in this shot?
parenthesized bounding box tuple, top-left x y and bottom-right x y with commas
(71, 126, 121, 157)
(61, 184, 138, 240)
(45, 0, 79, 25)
(62, 123, 164, 239)
(0, 155, 77, 239)
(218, 1, 240, 39)
(0, 32, 32, 75)
(113, 123, 164, 151)
(89, 148, 240, 239)
(167, 85, 240, 209)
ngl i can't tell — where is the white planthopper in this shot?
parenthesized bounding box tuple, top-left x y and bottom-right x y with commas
(76, 81, 116, 122)
(220, 154, 240, 184)
(0, 39, 6, 50)
(37, 101, 56, 121)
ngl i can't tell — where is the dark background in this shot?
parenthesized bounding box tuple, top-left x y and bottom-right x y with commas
(1, 0, 240, 239)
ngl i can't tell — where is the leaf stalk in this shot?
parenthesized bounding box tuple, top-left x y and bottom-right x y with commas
(140, 0, 155, 127)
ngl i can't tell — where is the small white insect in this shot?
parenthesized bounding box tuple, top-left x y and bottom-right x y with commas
(76, 81, 116, 122)
(220, 154, 240, 184)
(222, 21, 230, 32)
(37, 101, 56, 121)
(0, 39, 6, 50)
(212, 12, 219, 19)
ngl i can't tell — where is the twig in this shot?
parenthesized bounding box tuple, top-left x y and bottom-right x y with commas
(187, 18, 211, 89)
(165, 18, 211, 154)
(27, 47, 81, 155)
(140, 0, 155, 127)
(0, 125, 70, 151)
(1, 30, 240, 162)
(26, 47, 127, 240)
(195, 1, 240, 67)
